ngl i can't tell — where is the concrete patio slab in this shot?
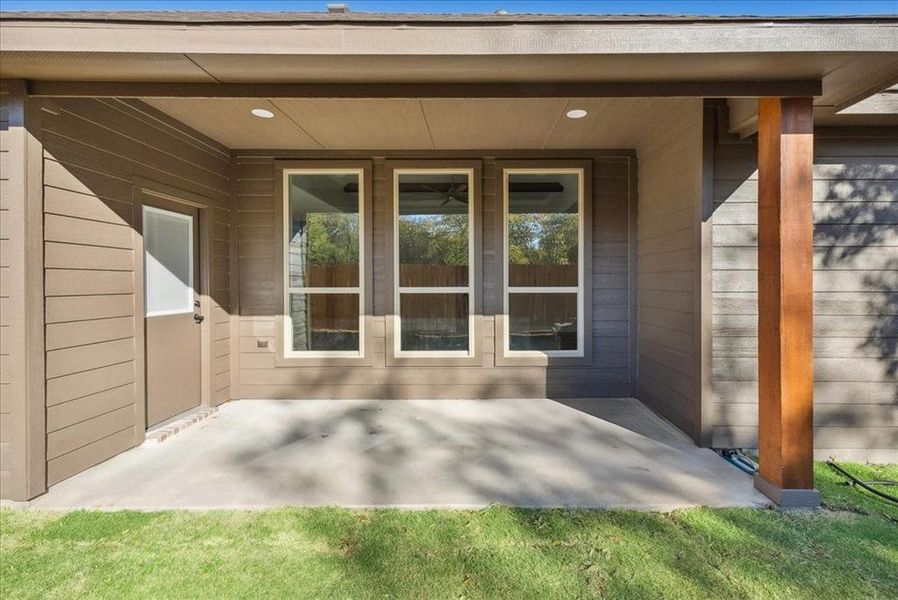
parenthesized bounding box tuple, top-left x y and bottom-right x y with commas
(24, 398, 769, 511)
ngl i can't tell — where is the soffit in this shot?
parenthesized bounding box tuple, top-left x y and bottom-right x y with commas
(148, 93, 896, 152)
(814, 106, 898, 127)
(273, 99, 432, 149)
(840, 85, 898, 114)
(186, 53, 849, 84)
(0, 51, 866, 84)
(143, 96, 687, 150)
(727, 79, 898, 138)
(145, 98, 321, 149)
(544, 98, 699, 149)
(420, 99, 570, 149)
(0, 50, 215, 81)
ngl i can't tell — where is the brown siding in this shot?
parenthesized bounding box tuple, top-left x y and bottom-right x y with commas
(0, 80, 46, 501)
(39, 98, 233, 486)
(712, 123, 898, 461)
(235, 151, 635, 399)
(636, 99, 705, 440)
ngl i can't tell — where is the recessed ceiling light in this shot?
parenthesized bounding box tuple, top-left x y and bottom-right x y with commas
(566, 109, 588, 119)
(251, 108, 275, 119)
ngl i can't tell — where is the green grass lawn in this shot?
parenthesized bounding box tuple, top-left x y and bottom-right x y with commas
(2, 463, 896, 600)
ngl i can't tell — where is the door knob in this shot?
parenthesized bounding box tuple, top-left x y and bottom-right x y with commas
(194, 313, 205, 324)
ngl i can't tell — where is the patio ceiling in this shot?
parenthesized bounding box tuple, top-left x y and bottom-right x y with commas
(137, 93, 897, 150)
(141, 97, 699, 150)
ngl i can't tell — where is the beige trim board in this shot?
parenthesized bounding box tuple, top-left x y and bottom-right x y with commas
(494, 159, 593, 368)
(695, 101, 717, 447)
(0, 80, 47, 501)
(227, 155, 241, 402)
(272, 159, 376, 368)
(384, 160, 485, 368)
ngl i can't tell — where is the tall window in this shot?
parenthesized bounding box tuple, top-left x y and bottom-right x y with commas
(284, 170, 363, 356)
(394, 170, 474, 356)
(504, 169, 584, 357)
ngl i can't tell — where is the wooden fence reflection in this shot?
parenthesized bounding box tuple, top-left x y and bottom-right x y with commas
(290, 263, 579, 331)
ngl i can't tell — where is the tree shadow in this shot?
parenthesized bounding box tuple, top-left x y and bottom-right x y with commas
(212, 394, 756, 512)
(250, 504, 898, 598)
(710, 110, 898, 448)
(812, 160, 898, 400)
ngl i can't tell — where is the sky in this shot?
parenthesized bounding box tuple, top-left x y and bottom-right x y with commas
(1, 0, 896, 16)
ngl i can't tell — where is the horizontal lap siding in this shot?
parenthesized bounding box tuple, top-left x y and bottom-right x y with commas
(636, 99, 704, 439)
(236, 153, 634, 399)
(40, 98, 232, 485)
(711, 125, 898, 460)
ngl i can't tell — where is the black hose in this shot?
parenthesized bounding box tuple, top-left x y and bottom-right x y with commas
(715, 448, 759, 475)
(826, 460, 898, 506)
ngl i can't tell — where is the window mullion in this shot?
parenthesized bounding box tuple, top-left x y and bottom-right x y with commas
(508, 287, 579, 294)
(289, 287, 360, 294)
(399, 287, 470, 294)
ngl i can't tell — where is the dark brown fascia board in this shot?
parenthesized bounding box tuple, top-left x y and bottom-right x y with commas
(28, 80, 824, 99)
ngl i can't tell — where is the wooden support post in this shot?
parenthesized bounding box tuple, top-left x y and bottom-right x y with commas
(754, 97, 819, 508)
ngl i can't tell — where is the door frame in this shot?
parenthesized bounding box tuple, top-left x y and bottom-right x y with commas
(132, 177, 214, 441)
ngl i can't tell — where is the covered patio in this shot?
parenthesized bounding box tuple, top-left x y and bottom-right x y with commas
(24, 398, 766, 510)
(3, 11, 895, 508)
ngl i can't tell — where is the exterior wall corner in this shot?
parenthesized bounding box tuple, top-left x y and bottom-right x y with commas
(0, 79, 47, 501)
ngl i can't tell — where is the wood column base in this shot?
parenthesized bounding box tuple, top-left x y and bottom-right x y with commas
(754, 474, 820, 508)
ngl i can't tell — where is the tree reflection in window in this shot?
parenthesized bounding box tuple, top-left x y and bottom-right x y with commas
(395, 171, 473, 353)
(286, 171, 362, 354)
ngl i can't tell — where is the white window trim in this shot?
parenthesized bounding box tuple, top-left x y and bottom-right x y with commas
(393, 168, 476, 358)
(502, 168, 586, 358)
(283, 168, 365, 358)
(143, 205, 195, 318)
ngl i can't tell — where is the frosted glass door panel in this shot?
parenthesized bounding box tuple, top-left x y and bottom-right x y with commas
(144, 206, 195, 317)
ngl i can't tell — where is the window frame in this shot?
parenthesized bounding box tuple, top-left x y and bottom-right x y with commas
(281, 166, 366, 359)
(392, 167, 476, 359)
(502, 166, 588, 359)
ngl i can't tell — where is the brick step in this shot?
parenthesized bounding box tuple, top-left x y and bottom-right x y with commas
(142, 408, 218, 446)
